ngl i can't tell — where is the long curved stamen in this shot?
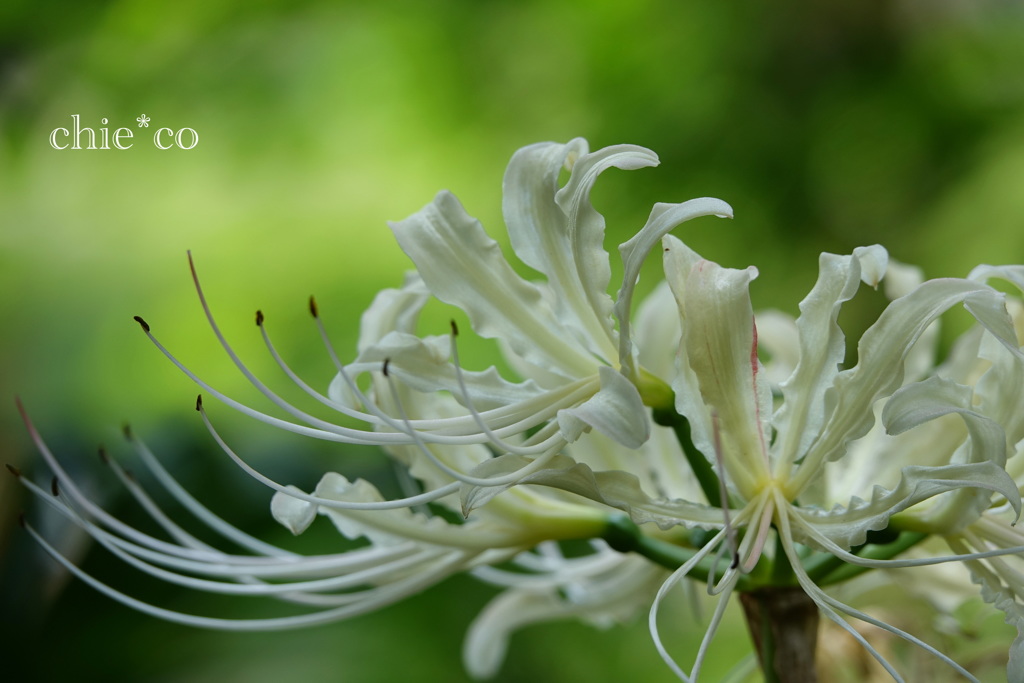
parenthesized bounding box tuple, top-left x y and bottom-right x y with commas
(185, 254, 404, 434)
(257, 309, 375, 418)
(691, 573, 742, 681)
(309, 296, 591, 442)
(448, 320, 562, 457)
(141, 309, 577, 448)
(197, 396, 552, 550)
(194, 395, 464, 513)
(969, 515, 1024, 548)
(788, 512, 1024, 569)
(21, 515, 472, 630)
(138, 298, 588, 450)
(85, 523, 452, 598)
(742, 496, 775, 574)
(709, 495, 770, 594)
(308, 295, 431, 436)
(19, 473, 254, 570)
(15, 461, 418, 577)
(711, 412, 739, 570)
(774, 491, 980, 682)
(132, 321, 416, 445)
(268, 300, 532, 442)
(38, 487, 417, 578)
(91, 449, 360, 604)
(648, 527, 730, 682)
(49, 473, 455, 600)
(647, 498, 771, 677)
(98, 446, 219, 552)
(125, 427, 296, 558)
(264, 310, 570, 442)
(16, 398, 238, 561)
(21, 444, 502, 611)
(774, 499, 904, 681)
(379, 363, 566, 488)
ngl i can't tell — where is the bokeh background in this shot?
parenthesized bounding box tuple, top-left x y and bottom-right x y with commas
(2, 1, 1024, 681)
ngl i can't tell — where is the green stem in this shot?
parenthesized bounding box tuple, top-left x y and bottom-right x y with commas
(653, 408, 723, 508)
(815, 531, 928, 586)
(601, 515, 754, 590)
(770, 530, 796, 586)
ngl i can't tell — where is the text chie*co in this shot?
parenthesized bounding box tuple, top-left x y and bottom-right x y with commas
(50, 115, 198, 150)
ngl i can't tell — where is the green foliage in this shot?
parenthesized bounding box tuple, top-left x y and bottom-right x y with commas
(2, 1, 1023, 680)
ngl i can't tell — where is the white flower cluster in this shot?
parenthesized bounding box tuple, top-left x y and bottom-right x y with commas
(16, 139, 1024, 682)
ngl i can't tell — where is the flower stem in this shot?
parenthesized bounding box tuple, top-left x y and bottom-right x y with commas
(653, 408, 724, 508)
(813, 531, 928, 586)
(601, 515, 754, 590)
(739, 587, 819, 683)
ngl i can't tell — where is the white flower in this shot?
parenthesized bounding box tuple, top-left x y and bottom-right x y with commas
(14, 138, 1024, 682)
(655, 247, 1024, 681)
(821, 272, 1024, 681)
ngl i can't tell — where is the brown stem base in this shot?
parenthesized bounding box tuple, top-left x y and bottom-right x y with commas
(740, 587, 819, 683)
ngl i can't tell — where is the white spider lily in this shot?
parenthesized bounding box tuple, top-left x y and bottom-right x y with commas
(816, 268, 1024, 681)
(639, 241, 1024, 681)
(14, 138, 1024, 682)
(13, 138, 726, 670)
(344, 139, 730, 454)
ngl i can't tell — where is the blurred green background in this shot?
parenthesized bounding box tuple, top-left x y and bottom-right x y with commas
(2, 0, 1024, 681)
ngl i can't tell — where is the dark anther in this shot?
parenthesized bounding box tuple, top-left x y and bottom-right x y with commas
(51, 476, 59, 497)
(5, 463, 21, 478)
(382, 358, 391, 377)
(133, 316, 151, 333)
(98, 447, 109, 465)
(255, 310, 264, 326)
(122, 424, 133, 440)
(196, 394, 203, 411)
(17, 512, 26, 528)
(309, 295, 319, 318)
(450, 320, 459, 336)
